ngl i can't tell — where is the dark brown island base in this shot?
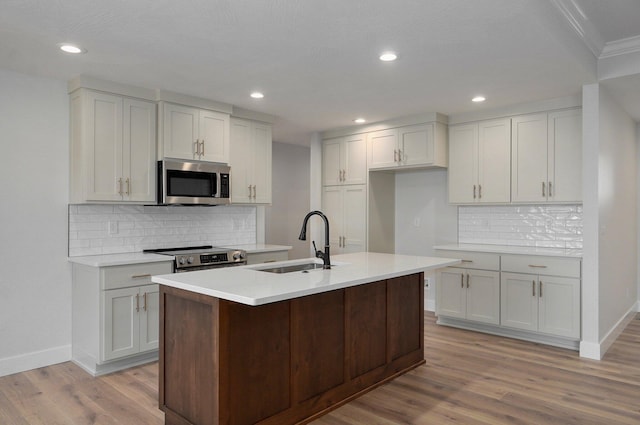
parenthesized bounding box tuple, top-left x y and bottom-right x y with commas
(159, 272, 425, 425)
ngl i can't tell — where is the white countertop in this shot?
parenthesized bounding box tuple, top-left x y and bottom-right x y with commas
(152, 252, 460, 306)
(68, 252, 172, 267)
(434, 243, 582, 258)
(218, 243, 293, 253)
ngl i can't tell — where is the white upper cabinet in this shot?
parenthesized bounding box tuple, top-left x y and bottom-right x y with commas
(70, 89, 156, 203)
(230, 118, 272, 204)
(511, 109, 581, 203)
(322, 134, 367, 186)
(448, 119, 511, 204)
(368, 123, 447, 170)
(160, 102, 230, 163)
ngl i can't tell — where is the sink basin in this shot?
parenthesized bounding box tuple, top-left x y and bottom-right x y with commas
(256, 262, 327, 274)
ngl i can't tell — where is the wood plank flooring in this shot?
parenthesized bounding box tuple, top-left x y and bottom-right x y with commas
(1, 312, 639, 424)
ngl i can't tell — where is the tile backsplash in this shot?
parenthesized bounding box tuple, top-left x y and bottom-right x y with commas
(458, 205, 583, 249)
(68, 204, 257, 256)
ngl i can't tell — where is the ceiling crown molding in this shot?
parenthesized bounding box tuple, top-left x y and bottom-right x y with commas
(600, 35, 640, 58)
(550, 0, 604, 58)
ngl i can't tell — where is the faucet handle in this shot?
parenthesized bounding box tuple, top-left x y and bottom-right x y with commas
(312, 241, 324, 259)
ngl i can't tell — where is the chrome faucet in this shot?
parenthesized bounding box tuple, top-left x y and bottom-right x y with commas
(298, 210, 331, 269)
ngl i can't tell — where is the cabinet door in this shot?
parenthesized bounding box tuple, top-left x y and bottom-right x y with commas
(252, 122, 272, 204)
(342, 185, 366, 253)
(436, 268, 466, 319)
(478, 119, 511, 203)
(229, 119, 253, 203)
(500, 272, 538, 331)
(548, 109, 582, 203)
(343, 134, 367, 184)
(398, 124, 434, 167)
(163, 103, 198, 160)
(368, 129, 398, 169)
(511, 113, 548, 203)
(139, 285, 160, 352)
(123, 98, 156, 202)
(538, 276, 580, 338)
(199, 109, 230, 163)
(103, 287, 139, 361)
(448, 124, 478, 203)
(322, 186, 344, 254)
(465, 270, 500, 325)
(322, 138, 342, 186)
(85, 91, 123, 201)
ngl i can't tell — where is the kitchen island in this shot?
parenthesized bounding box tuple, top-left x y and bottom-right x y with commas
(152, 252, 459, 425)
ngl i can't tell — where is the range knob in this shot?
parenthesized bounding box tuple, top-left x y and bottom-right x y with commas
(178, 256, 187, 265)
(187, 256, 194, 264)
(233, 251, 245, 261)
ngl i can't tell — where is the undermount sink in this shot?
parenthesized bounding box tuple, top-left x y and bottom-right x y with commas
(256, 262, 326, 274)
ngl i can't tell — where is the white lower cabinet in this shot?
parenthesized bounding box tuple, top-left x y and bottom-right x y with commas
(72, 261, 172, 376)
(437, 267, 500, 325)
(322, 185, 366, 254)
(435, 249, 582, 349)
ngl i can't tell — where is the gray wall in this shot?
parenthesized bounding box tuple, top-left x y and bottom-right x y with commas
(265, 142, 311, 260)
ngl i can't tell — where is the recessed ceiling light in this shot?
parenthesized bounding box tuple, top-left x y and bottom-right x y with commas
(379, 52, 397, 62)
(472, 96, 486, 103)
(58, 43, 86, 54)
(250, 92, 264, 99)
(354, 118, 366, 124)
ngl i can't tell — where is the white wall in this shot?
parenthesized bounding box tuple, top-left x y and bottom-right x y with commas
(581, 83, 638, 359)
(394, 169, 457, 309)
(265, 142, 311, 260)
(0, 70, 71, 376)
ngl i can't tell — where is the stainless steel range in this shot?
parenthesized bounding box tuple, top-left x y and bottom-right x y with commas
(144, 245, 247, 272)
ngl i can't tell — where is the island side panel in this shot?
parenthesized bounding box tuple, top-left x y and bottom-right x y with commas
(219, 300, 291, 425)
(345, 280, 387, 379)
(160, 285, 218, 425)
(387, 273, 424, 362)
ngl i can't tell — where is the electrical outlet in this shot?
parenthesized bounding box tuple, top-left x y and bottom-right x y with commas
(424, 277, 432, 288)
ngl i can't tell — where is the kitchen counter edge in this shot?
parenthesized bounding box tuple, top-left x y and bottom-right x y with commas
(434, 243, 582, 258)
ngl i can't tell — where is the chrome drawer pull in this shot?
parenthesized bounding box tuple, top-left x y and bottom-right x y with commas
(461, 260, 473, 263)
(528, 265, 547, 268)
(131, 273, 152, 279)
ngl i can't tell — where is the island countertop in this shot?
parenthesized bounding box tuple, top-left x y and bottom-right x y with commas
(152, 252, 460, 306)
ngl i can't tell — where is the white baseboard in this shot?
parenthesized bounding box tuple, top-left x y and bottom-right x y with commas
(0, 345, 71, 377)
(580, 300, 639, 360)
(424, 299, 435, 312)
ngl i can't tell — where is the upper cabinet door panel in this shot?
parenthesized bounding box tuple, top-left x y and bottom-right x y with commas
(368, 129, 398, 169)
(478, 118, 511, 203)
(399, 124, 434, 166)
(252, 123, 272, 204)
(511, 113, 548, 203)
(343, 134, 367, 185)
(448, 124, 477, 203)
(322, 139, 342, 186)
(163, 103, 198, 160)
(124, 98, 156, 202)
(199, 110, 229, 163)
(548, 109, 581, 203)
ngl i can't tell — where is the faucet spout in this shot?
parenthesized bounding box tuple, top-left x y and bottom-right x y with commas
(298, 210, 331, 269)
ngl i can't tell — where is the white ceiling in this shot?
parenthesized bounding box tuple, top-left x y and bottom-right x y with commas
(1, 0, 639, 145)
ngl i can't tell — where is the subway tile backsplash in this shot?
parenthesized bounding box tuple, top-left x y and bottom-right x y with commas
(68, 204, 256, 256)
(458, 205, 583, 249)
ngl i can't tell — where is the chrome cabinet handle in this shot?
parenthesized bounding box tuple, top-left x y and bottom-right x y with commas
(478, 184, 482, 199)
(539, 281, 543, 298)
(548, 182, 552, 197)
(131, 274, 151, 279)
(394, 149, 398, 162)
(248, 185, 252, 198)
(466, 273, 470, 288)
(195, 139, 200, 156)
(532, 280, 536, 297)
(253, 185, 256, 199)
(461, 260, 473, 263)
(143, 292, 147, 311)
(135, 293, 140, 312)
(473, 185, 476, 199)
(398, 149, 402, 162)
(125, 178, 130, 196)
(200, 140, 205, 156)
(528, 264, 547, 268)
(117, 178, 123, 196)
(542, 181, 546, 197)
(460, 274, 464, 288)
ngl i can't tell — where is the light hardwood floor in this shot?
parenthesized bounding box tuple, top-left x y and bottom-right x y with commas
(1, 313, 639, 424)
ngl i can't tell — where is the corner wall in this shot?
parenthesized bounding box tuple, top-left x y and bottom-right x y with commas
(0, 70, 71, 376)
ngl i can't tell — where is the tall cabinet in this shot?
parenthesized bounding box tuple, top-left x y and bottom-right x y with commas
(70, 89, 157, 203)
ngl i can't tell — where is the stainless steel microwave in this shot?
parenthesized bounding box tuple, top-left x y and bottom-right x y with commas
(157, 159, 230, 205)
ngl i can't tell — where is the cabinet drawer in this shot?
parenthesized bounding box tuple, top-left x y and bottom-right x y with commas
(501, 255, 580, 278)
(102, 262, 173, 290)
(435, 250, 499, 271)
(247, 251, 289, 265)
